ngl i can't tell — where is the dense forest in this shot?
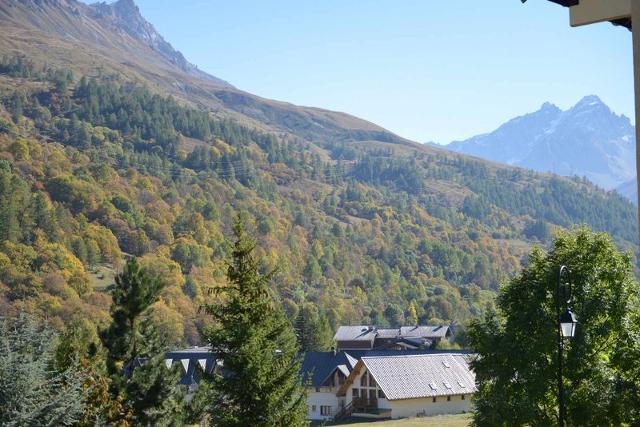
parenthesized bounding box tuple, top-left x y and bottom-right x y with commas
(0, 55, 637, 348)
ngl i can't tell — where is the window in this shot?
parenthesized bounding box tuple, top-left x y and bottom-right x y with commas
(378, 389, 385, 399)
(311, 405, 316, 412)
(447, 396, 451, 402)
(432, 397, 437, 403)
(461, 394, 465, 400)
(320, 406, 333, 416)
(315, 387, 321, 392)
(352, 388, 359, 398)
(360, 373, 368, 387)
(369, 372, 377, 387)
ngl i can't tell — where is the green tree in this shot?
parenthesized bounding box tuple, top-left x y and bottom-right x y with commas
(204, 217, 307, 426)
(295, 304, 333, 352)
(101, 258, 186, 426)
(0, 314, 87, 426)
(468, 227, 640, 426)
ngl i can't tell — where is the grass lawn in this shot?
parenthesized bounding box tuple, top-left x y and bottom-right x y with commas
(343, 414, 472, 427)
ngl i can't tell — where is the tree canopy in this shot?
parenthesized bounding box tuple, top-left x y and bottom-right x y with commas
(469, 227, 640, 426)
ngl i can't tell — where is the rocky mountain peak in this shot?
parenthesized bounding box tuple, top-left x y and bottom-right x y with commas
(447, 96, 636, 193)
(539, 101, 560, 112)
(88, 0, 232, 87)
(569, 95, 610, 114)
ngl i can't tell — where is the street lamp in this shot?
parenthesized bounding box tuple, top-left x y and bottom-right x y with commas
(556, 265, 577, 427)
(560, 308, 578, 339)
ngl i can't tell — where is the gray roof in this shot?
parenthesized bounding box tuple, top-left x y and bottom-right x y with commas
(399, 325, 450, 338)
(361, 353, 476, 400)
(335, 325, 451, 343)
(333, 326, 377, 342)
(376, 328, 400, 339)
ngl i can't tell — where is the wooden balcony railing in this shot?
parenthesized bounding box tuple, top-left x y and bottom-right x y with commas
(352, 396, 378, 411)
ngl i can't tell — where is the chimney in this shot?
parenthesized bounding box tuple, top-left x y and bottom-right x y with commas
(331, 346, 337, 356)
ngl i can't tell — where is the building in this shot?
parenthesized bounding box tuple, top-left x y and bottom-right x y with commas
(336, 353, 476, 420)
(164, 346, 216, 393)
(300, 350, 359, 421)
(301, 349, 472, 421)
(334, 325, 453, 351)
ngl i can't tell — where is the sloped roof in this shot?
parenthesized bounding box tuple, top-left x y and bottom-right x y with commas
(164, 346, 216, 386)
(301, 351, 355, 387)
(337, 364, 350, 377)
(343, 353, 477, 400)
(345, 352, 359, 369)
(335, 325, 451, 342)
(334, 326, 377, 342)
(400, 325, 450, 338)
(375, 328, 400, 339)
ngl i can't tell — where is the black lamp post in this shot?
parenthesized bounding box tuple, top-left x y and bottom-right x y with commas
(556, 265, 578, 427)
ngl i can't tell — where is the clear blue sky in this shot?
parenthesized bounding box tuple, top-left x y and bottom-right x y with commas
(114, 0, 633, 143)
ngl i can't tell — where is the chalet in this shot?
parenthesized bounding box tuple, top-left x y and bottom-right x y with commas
(301, 349, 472, 421)
(300, 350, 359, 421)
(336, 353, 476, 420)
(334, 325, 453, 351)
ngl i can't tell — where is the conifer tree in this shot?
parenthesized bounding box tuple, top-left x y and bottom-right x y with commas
(295, 304, 333, 352)
(101, 257, 186, 426)
(0, 314, 87, 426)
(205, 217, 308, 426)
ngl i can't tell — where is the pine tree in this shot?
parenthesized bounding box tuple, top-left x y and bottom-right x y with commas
(0, 314, 87, 426)
(101, 258, 186, 426)
(204, 217, 308, 426)
(295, 304, 333, 352)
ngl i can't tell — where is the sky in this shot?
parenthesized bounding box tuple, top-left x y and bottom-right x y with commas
(108, 0, 633, 144)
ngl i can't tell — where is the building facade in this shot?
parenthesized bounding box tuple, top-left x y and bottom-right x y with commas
(302, 350, 474, 422)
(336, 353, 475, 420)
(334, 325, 454, 351)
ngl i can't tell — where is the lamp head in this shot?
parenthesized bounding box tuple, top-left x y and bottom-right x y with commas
(560, 308, 578, 338)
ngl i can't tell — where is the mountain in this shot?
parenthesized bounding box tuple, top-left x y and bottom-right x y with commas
(617, 178, 638, 205)
(90, 0, 232, 86)
(447, 96, 636, 191)
(0, 0, 411, 147)
(0, 0, 637, 346)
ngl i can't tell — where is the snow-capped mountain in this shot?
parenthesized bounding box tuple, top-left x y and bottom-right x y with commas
(447, 96, 636, 192)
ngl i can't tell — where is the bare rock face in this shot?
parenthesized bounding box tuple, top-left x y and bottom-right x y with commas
(88, 0, 232, 87)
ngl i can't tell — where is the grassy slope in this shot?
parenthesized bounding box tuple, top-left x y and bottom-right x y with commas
(340, 414, 472, 427)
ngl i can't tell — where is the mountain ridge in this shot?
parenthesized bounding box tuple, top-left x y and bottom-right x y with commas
(89, 0, 233, 87)
(447, 95, 636, 192)
(0, 0, 414, 149)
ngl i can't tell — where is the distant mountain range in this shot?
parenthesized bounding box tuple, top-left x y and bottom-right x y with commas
(446, 96, 636, 201)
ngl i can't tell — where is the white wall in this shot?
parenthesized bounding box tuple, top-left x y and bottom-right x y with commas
(387, 395, 473, 419)
(307, 390, 340, 421)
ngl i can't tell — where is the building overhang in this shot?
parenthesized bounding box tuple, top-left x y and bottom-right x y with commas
(527, 0, 632, 31)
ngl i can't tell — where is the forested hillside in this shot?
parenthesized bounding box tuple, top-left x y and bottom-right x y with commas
(0, 55, 636, 347)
